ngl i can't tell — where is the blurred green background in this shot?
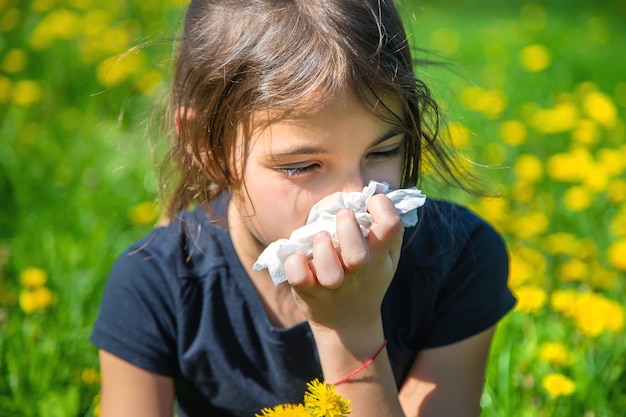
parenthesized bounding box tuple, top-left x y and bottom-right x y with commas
(0, 0, 625, 416)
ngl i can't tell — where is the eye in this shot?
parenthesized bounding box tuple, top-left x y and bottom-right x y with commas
(367, 144, 403, 160)
(278, 163, 320, 177)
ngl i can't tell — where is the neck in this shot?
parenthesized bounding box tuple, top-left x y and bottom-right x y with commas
(227, 201, 306, 329)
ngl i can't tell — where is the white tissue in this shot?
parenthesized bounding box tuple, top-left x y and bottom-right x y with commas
(252, 180, 427, 285)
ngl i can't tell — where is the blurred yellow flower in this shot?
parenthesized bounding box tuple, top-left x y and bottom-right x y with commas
(446, 122, 471, 149)
(563, 186, 592, 211)
(513, 285, 547, 314)
(500, 120, 527, 146)
(128, 201, 159, 226)
(608, 179, 626, 203)
(542, 373, 575, 397)
(97, 51, 148, 87)
(11, 80, 42, 106)
(514, 154, 543, 183)
(574, 292, 624, 336)
(558, 259, 588, 282)
(607, 239, 626, 270)
(511, 182, 535, 204)
(547, 149, 592, 182)
(460, 87, 507, 119)
(583, 91, 617, 128)
(571, 119, 599, 145)
(80, 368, 100, 385)
(19, 287, 54, 314)
(538, 342, 571, 367)
(511, 211, 549, 239)
(519, 44, 551, 72)
(551, 289, 578, 317)
(530, 102, 578, 134)
(597, 148, 624, 177)
(0, 7, 20, 32)
(544, 233, 580, 255)
(1, 49, 27, 74)
(20, 267, 47, 288)
(589, 267, 618, 290)
(30, 9, 81, 49)
(136, 69, 163, 95)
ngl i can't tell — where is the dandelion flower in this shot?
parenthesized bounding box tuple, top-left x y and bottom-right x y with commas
(19, 287, 54, 314)
(538, 342, 571, 367)
(304, 379, 352, 417)
(256, 404, 309, 417)
(542, 373, 575, 397)
(520, 44, 551, 72)
(19, 267, 47, 288)
(128, 201, 159, 226)
(513, 286, 547, 314)
(500, 120, 527, 146)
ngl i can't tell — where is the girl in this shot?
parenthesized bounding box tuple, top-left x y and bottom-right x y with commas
(91, 1, 516, 416)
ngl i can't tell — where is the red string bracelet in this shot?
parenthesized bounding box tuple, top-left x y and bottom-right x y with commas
(330, 339, 388, 386)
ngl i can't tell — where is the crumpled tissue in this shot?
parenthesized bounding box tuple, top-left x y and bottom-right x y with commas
(252, 180, 427, 285)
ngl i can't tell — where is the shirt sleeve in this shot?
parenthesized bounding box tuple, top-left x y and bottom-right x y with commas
(422, 209, 516, 348)
(90, 236, 179, 376)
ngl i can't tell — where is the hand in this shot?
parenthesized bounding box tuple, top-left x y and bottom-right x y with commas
(283, 194, 405, 332)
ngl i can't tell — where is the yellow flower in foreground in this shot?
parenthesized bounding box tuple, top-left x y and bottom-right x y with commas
(538, 342, 571, 367)
(542, 373, 575, 397)
(256, 404, 309, 417)
(304, 379, 352, 417)
(520, 44, 551, 72)
(513, 286, 547, 314)
(19, 287, 54, 314)
(20, 267, 47, 288)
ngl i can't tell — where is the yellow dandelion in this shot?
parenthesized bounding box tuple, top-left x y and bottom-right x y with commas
(597, 148, 624, 177)
(571, 119, 599, 145)
(563, 186, 592, 212)
(511, 182, 535, 204)
(538, 342, 571, 367)
(513, 285, 547, 314)
(531, 102, 578, 135)
(19, 287, 54, 314)
(558, 259, 588, 282)
(256, 404, 308, 417)
(519, 44, 551, 72)
(608, 239, 626, 271)
(128, 201, 159, 226)
(589, 267, 618, 290)
(583, 91, 617, 128)
(542, 373, 575, 398)
(573, 292, 624, 337)
(511, 211, 549, 239)
(304, 379, 352, 417)
(550, 289, 578, 317)
(500, 119, 527, 146)
(1, 49, 27, 74)
(514, 154, 543, 183)
(97, 51, 148, 87)
(11, 80, 42, 106)
(446, 122, 471, 149)
(81, 368, 100, 385)
(19, 267, 48, 288)
(544, 233, 580, 255)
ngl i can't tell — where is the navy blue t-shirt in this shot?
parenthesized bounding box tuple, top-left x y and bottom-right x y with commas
(91, 198, 515, 417)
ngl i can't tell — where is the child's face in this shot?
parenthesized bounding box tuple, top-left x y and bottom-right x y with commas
(228, 92, 405, 255)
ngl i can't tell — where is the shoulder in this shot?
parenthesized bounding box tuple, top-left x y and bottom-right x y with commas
(399, 199, 507, 271)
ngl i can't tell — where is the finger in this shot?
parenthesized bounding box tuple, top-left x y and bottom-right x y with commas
(366, 194, 405, 254)
(335, 208, 369, 270)
(284, 251, 316, 289)
(311, 231, 344, 289)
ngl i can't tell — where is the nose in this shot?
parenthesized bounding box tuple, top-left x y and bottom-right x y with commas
(337, 170, 368, 194)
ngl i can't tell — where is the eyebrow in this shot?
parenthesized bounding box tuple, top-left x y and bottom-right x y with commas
(267, 127, 406, 160)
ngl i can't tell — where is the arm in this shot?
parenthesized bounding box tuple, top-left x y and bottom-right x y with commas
(399, 326, 496, 417)
(98, 350, 175, 417)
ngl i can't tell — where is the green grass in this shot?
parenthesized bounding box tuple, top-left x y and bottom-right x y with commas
(1, 0, 625, 416)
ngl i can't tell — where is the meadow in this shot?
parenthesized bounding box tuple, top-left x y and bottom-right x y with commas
(0, 0, 624, 416)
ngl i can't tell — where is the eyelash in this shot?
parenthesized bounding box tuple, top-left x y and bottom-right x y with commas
(278, 145, 403, 177)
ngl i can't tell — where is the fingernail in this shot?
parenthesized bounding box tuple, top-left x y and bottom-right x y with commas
(314, 231, 328, 240)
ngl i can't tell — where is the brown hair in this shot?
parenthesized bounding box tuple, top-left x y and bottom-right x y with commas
(162, 0, 464, 216)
